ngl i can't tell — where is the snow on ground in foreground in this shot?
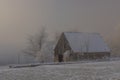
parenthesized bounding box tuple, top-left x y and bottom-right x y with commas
(0, 61, 120, 80)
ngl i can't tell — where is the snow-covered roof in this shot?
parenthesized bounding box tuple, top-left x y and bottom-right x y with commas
(64, 32, 110, 53)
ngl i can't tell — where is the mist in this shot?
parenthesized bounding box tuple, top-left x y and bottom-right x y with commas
(0, 0, 120, 65)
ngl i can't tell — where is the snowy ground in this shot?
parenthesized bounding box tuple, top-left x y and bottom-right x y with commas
(0, 61, 120, 80)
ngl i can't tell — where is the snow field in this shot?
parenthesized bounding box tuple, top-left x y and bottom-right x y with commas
(0, 61, 120, 80)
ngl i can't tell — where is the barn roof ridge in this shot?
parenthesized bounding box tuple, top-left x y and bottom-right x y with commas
(63, 32, 100, 35)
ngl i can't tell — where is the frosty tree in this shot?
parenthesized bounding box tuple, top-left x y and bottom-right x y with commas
(23, 27, 47, 57)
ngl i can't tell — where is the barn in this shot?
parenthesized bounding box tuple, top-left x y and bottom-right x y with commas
(54, 32, 111, 62)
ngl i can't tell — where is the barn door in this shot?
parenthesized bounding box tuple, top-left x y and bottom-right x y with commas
(58, 54, 63, 62)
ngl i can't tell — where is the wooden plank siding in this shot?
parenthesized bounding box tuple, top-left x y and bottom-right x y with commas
(72, 52, 110, 61)
(54, 33, 71, 62)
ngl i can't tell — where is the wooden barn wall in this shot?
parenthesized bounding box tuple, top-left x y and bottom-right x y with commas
(54, 33, 71, 62)
(70, 52, 110, 61)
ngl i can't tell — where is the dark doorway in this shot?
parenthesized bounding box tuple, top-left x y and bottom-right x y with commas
(58, 54, 63, 62)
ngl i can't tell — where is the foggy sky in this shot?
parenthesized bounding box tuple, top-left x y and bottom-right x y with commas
(0, 0, 120, 64)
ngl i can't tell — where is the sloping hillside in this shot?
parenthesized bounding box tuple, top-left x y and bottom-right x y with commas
(0, 61, 120, 80)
